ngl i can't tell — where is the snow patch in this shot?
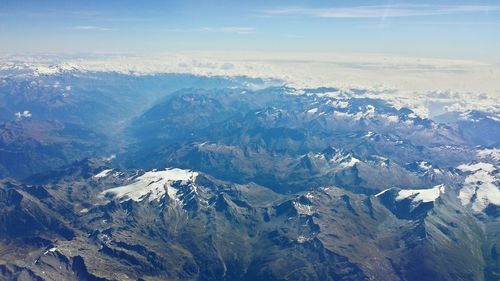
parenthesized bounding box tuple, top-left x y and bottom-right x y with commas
(101, 168, 198, 203)
(304, 192, 315, 200)
(418, 161, 432, 171)
(340, 157, 360, 168)
(297, 235, 311, 243)
(307, 108, 319, 114)
(364, 131, 375, 138)
(15, 110, 32, 119)
(383, 114, 399, 123)
(375, 188, 393, 197)
(477, 148, 500, 162)
(457, 162, 500, 212)
(43, 247, 57, 255)
(293, 202, 314, 215)
(323, 99, 349, 108)
(93, 169, 113, 178)
(102, 154, 116, 162)
(396, 184, 445, 203)
(458, 162, 495, 173)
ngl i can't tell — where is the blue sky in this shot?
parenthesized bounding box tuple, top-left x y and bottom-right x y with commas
(1, 0, 499, 62)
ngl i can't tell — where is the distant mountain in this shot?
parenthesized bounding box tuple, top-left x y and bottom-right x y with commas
(434, 110, 500, 146)
(0, 72, 260, 179)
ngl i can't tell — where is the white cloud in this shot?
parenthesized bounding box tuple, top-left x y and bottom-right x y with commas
(262, 4, 500, 18)
(167, 26, 255, 34)
(202, 26, 255, 34)
(72, 25, 111, 31)
(15, 110, 32, 119)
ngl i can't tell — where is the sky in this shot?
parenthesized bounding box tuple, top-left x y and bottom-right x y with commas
(0, 0, 500, 62)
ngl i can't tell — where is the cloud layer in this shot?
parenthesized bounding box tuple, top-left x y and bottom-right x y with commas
(262, 4, 500, 18)
(167, 26, 255, 34)
(72, 25, 111, 31)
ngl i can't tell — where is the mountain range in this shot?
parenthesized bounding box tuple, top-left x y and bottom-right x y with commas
(0, 66, 499, 281)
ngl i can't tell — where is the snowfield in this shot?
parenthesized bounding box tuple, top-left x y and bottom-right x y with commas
(457, 163, 500, 212)
(396, 184, 446, 203)
(102, 168, 198, 203)
(375, 184, 446, 203)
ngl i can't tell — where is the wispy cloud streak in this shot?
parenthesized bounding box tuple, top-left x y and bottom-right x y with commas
(167, 26, 255, 34)
(261, 5, 500, 18)
(72, 25, 111, 31)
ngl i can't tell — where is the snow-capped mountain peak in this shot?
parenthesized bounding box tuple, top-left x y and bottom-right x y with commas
(101, 168, 198, 203)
